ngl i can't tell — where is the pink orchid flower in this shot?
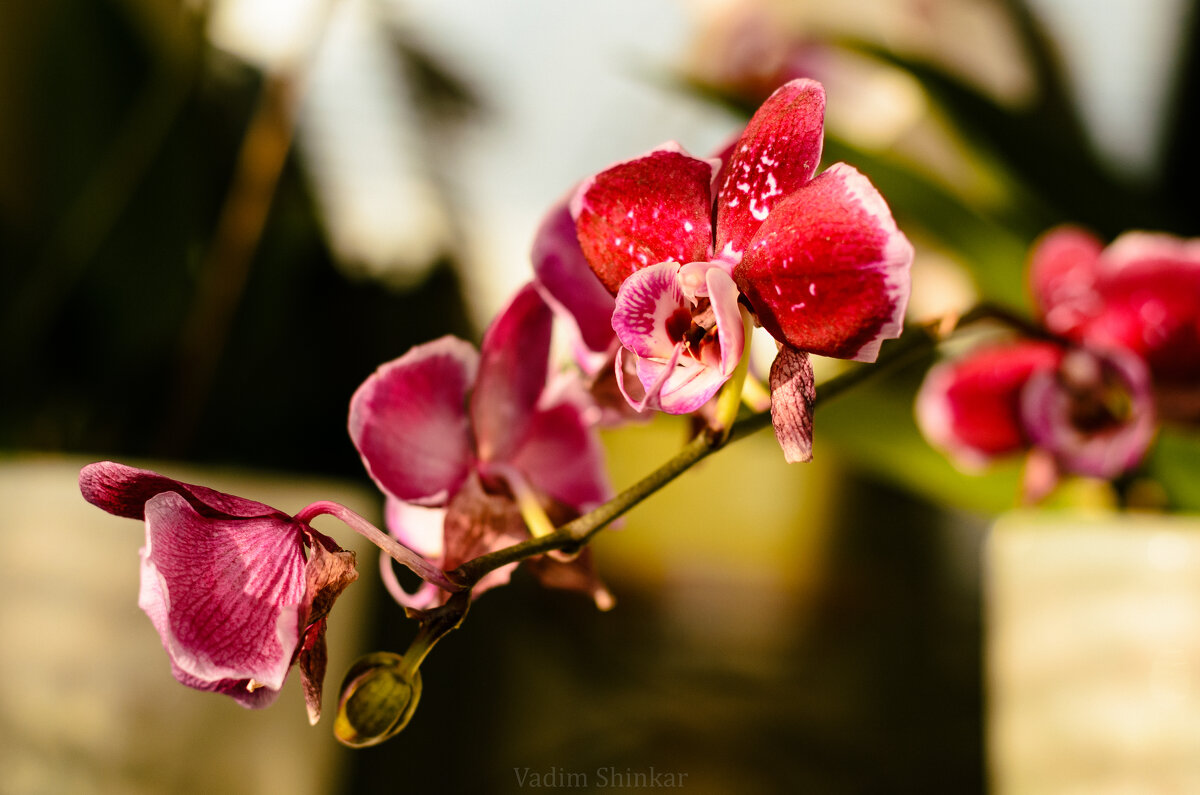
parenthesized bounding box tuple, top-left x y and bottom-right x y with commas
(78, 461, 358, 723)
(571, 78, 912, 457)
(916, 340, 1156, 501)
(1030, 227, 1200, 422)
(349, 284, 614, 610)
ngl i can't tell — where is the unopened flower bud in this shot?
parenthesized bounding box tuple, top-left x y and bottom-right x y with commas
(333, 652, 422, 748)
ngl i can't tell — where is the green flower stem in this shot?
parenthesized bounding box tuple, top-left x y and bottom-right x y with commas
(449, 322, 942, 588)
(398, 590, 472, 679)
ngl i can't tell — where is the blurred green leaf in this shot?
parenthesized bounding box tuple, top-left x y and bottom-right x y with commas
(839, 40, 1162, 237)
(1144, 427, 1200, 512)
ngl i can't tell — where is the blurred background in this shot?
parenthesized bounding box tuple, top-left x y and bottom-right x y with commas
(2, 0, 1199, 792)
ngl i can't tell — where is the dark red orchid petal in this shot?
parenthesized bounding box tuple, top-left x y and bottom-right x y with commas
(715, 78, 826, 258)
(734, 163, 912, 361)
(80, 461, 279, 521)
(916, 341, 1063, 468)
(572, 145, 716, 294)
(471, 284, 554, 464)
(768, 346, 816, 463)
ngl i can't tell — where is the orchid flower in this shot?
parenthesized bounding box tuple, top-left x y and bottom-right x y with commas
(349, 284, 614, 611)
(571, 78, 913, 459)
(1030, 227, 1200, 423)
(916, 340, 1156, 502)
(78, 461, 359, 723)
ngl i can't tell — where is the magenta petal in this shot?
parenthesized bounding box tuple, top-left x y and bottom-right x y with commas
(349, 337, 478, 505)
(168, 664, 283, 709)
(769, 347, 816, 463)
(915, 341, 1063, 469)
(1020, 348, 1156, 479)
(138, 492, 308, 699)
(510, 403, 612, 511)
(734, 163, 913, 361)
(612, 261, 689, 359)
(532, 197, 617, 358)
(572, 144, 716, 294)
(80, 461, 278, 520)
(715, 79, 826, 257)
(471, 284, 553, 463)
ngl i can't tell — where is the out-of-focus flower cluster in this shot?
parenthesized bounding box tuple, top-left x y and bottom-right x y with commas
(917, 227, 1200, 500)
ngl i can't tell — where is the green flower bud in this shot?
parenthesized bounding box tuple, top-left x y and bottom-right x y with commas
(333, 652, 422, 747)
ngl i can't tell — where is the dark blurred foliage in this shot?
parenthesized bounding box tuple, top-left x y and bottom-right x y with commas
(0, 0, 473, 477)
(344, 476, 985, 794)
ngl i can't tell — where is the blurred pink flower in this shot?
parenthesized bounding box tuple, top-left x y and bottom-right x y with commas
(916, 341, 1156, 501)
(1030, 227, 1200, 422)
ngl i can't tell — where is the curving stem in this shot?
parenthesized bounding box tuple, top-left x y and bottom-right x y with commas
(295, 500, 463, 594)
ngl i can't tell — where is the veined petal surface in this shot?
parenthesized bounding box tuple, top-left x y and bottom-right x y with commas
(138, 492, 307, 698)
(80, 461, 278, 520)
(349, 337, 478, 505)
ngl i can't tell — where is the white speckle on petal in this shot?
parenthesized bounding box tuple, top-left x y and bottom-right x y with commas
(774, 284, 782, 296)
(792, 302, 806, 311)
(809, 283, 817, 296)
(737, 182, 750, 193)
(683, 221, 693, 232)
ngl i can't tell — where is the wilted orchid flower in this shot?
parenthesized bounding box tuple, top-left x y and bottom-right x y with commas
(78, 461, 359, 723)
(349, 284, 614, 611)
(571, 78, 912, 459)
(916, 340, 1156, 501)
(1030, 227, 1200, 422)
